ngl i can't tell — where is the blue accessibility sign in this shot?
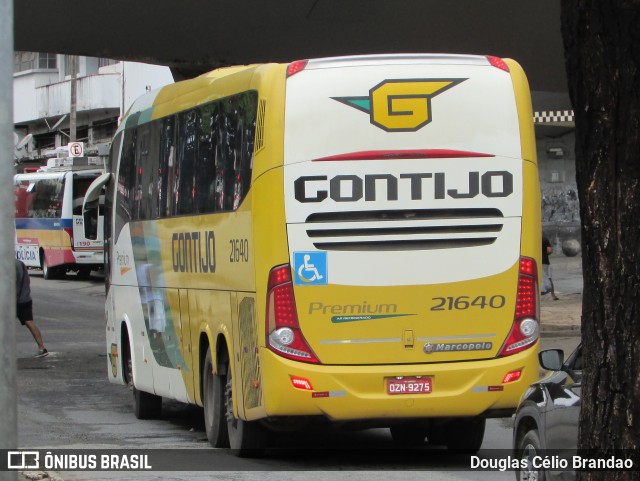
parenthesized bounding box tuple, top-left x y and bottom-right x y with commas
(293, 251, 328, 286)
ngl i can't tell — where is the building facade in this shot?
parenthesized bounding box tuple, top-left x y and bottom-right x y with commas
(13, 52, 174, 168)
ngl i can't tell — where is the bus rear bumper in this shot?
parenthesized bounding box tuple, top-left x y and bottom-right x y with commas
(73, 249, 104, 264)
(258, 346, 538, 422)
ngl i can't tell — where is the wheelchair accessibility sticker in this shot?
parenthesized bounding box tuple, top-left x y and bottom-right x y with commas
(294, 251, 328, 286)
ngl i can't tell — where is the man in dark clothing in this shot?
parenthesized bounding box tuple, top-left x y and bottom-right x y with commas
(16, 258, 48, 357)
(541, 236, 559, 300)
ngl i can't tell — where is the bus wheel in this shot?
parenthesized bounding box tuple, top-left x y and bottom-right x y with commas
(429, 418, 485, 454)
(133, 387, 162, 420)
(389, 424, 428, 447)
(203, 348, 229, 448)
(42, 255, 56, 280)
(224, 361, 268, 457)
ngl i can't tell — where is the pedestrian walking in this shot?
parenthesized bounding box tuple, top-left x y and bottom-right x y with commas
(542, 236, 559, 300)
(15, 258, 48, 357)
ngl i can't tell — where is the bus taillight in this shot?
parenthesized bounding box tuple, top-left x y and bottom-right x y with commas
(286, 60, 309, 78)
(266, 264, 320, 364)
(487, 55, 510, 72)
(498, 257, 540, 357)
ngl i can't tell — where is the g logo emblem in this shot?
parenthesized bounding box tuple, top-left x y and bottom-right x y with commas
(333, 78, 466, 132)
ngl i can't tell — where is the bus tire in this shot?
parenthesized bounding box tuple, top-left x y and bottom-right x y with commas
(430, 418, 485, 454)
(203, 348, 229, 448)
(224, 361, 268, 457)
(389, 424, 428, 446)
(133, 387, 162, 420)
(42, 254, 57, 280)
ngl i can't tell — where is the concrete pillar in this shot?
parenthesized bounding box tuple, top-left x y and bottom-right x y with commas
(0, 0, 19, 479)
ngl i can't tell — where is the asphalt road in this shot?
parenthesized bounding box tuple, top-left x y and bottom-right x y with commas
(13, 270, 580, 481)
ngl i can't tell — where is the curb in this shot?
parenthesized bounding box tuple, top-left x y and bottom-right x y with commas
(19, 472, 64, 481)
(540, 324, 581, 337)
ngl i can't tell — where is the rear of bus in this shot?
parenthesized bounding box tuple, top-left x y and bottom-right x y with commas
(259, 55, 540, 442)
(14, 169, 104, 277)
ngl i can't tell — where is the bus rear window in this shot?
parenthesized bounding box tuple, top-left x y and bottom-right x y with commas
(15, 178, 65, 218)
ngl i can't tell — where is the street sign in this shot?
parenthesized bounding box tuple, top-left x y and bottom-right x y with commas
(68, 141, 84, 157)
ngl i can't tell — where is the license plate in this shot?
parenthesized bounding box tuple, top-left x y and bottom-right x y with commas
(386, 377, 432, 395)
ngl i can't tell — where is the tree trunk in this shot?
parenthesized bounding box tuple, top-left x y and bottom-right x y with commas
(561, 1, 640, 480)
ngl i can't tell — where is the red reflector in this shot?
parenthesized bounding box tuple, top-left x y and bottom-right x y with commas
(313, 149, 494, 162)
(487, 55, 510, 72)
(290, 376, 313, 391)
(502, 370, 523, 384)
(287, 60, 309, 77)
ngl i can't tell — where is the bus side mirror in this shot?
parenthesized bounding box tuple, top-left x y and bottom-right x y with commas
(82, 172, 111, 241)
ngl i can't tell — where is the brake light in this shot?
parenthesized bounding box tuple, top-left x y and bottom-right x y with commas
(502, 369, 523, 384)
(64, 227, 74, 250)
(290, 376, 314, 391)
(266, 265, 320, 363)
(498, 257, 539, 357)
(487, 55, 510, 72)
(286, 60, 309, 78)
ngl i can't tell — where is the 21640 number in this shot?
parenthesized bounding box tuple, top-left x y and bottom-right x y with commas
(430, 295, 506, 311)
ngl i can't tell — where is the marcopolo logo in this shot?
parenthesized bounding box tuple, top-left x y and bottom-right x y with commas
(333, 78, 466, 132)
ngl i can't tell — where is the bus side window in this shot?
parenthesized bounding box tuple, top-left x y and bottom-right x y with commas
(158, 117, 176, 218)
(116, 128, 136, 231)
(177, 109, 198, 215)
(196, 103, 216, 214)
(232, 91, 257, 210)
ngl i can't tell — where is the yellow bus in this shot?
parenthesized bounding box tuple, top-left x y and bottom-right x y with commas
(85, 54, 541, 455)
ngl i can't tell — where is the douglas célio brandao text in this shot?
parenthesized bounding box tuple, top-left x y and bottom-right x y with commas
(470, 455, 634, 471)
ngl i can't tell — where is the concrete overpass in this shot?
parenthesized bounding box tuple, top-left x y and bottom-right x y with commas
(14, 0, 570, 103)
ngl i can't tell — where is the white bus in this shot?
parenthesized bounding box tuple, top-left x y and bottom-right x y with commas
(15, 158, 105, 279)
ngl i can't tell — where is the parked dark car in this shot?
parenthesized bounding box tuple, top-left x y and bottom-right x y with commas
(513, 344, 582, 480)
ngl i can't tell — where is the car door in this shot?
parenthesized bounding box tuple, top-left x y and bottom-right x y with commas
(544, 346, 582, 451)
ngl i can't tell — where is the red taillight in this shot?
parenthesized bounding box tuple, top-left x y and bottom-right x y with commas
(502, 369, 523, 384)
(498, 257, 539, 357)
(290, 376, 314, 391)
(286, 60, 309, 78)
(266, 265, 320, 364)
(487, 55, 510, 72)
(64, 227, 74, 250)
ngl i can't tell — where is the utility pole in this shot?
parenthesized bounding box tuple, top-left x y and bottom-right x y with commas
(69, 55, 78, 142)
(0, 0, 19, 478)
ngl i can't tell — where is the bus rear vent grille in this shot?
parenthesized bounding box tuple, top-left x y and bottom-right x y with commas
(304, 208, 504, 251)
(254, 99, 266, 153)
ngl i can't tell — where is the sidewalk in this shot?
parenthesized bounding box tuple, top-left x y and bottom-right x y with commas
(539, 253, 583, 336)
